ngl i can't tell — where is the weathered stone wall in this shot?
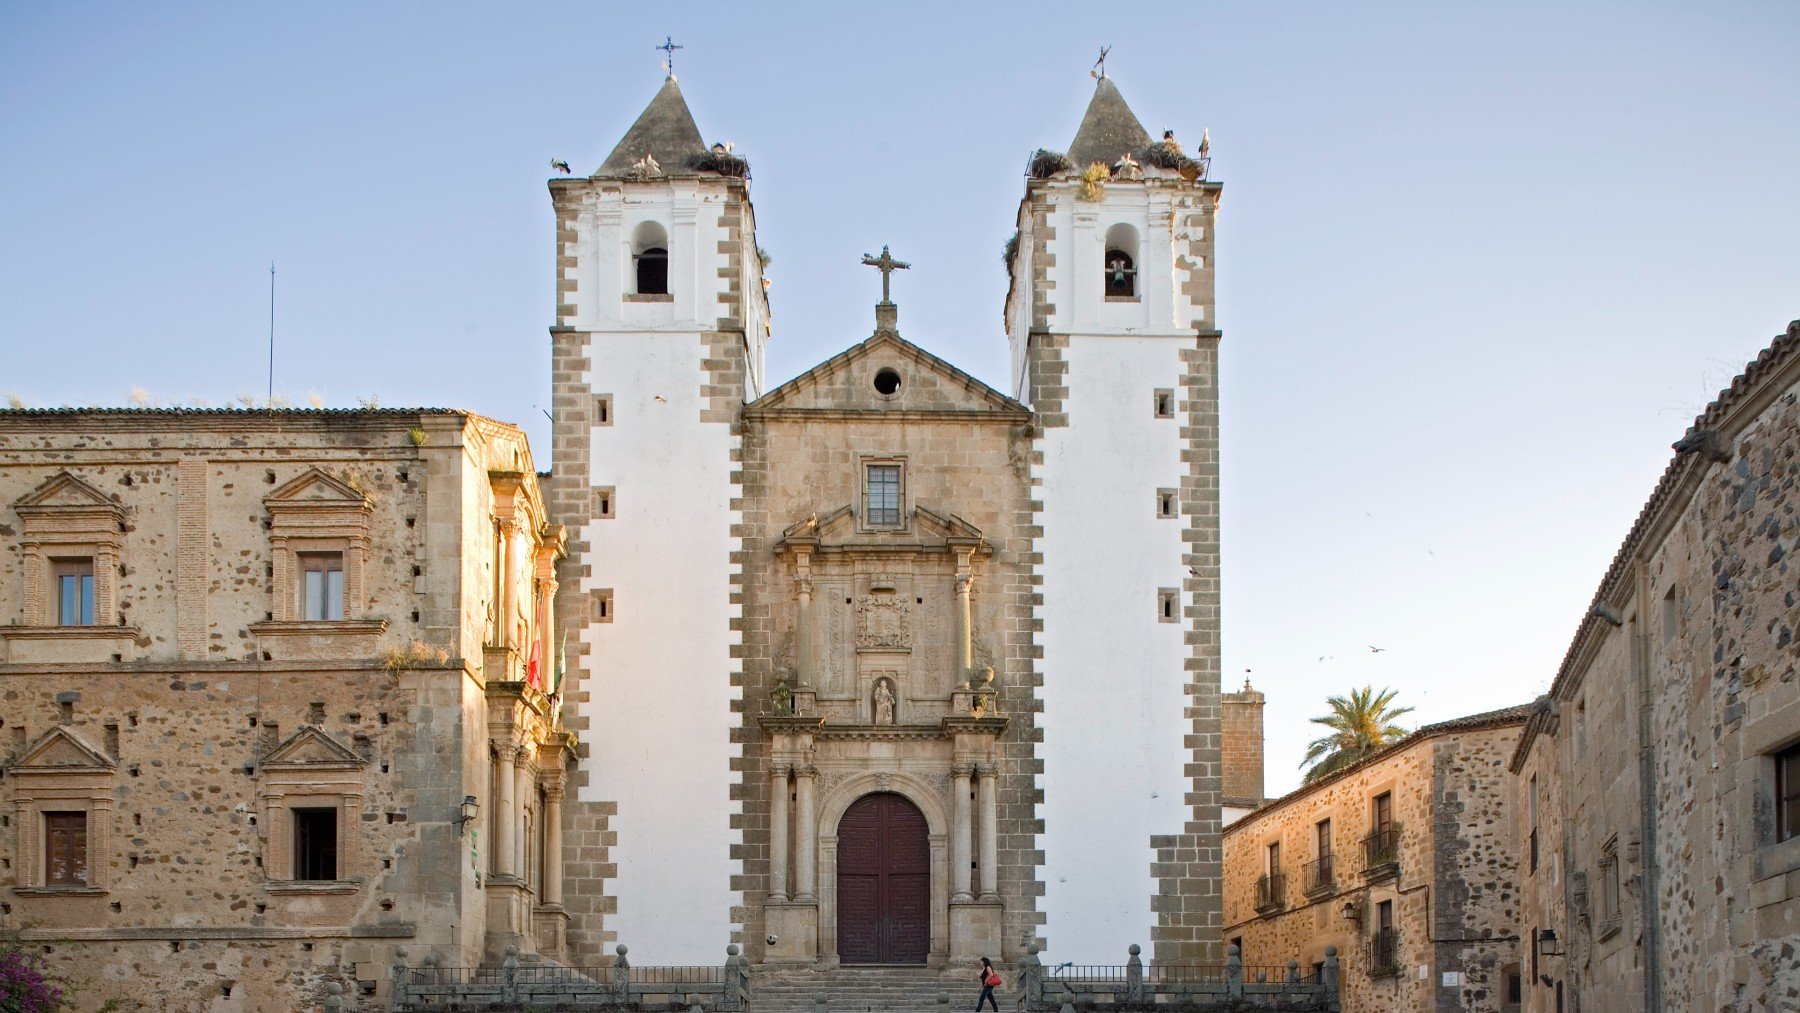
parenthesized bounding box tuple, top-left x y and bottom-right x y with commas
(1225, 719, 1525, 1013)
(0, 410, 559, 1011)
(1221, 682, 1266, 806)
(1515, 324, 1800, 1012)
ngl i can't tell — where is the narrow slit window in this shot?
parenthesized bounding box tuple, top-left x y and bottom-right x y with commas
(44, 811, 88, 887)
(52, 557, 96, 626)
(1660, 584, 1677, 646)
(595, 487, 616, 519)
(595, 395, 613, 426)
(292, 807, 338, 881)
(299, 553, 345, 621)
(595, 589, 614, 623)
(865, 464, 903, 528)
(1157, 588, 1179, 623)
(1153, 389, 1175, 419)
(1157, 489, 1178, 519)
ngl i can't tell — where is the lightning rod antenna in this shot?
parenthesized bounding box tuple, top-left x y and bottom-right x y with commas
(267, 262, 275, 404)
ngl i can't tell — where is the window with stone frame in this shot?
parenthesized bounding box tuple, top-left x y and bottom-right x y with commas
(1778, 741, 1800, 844)
(11, 472, 124, 630)
(862, 460, 905, 530)
(1597, 836, 1622, 940)
(8, 726, 116, 894)
(257, 726, 367, 892)
(260, 469, 372, 625)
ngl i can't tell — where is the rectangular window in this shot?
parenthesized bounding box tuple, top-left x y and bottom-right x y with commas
(1506, 971, 1522, 1003)
(1156, 488, 1178, 518)
(595, 486, 616, 519)
(1660, 584, 1677, 647)
(44, 811, 88, 887)
(1528, 774, 1540, 873)
(299, 553, 345, 621)
(293, 807, 339, 881)
(1157, 588, 1179, 623)
(52, 558, 95, 626)
(864, 464, 902, 527)
(1152, 389, 1175, 419)
(595, 394, 613, 426)
(1598, 839, 1621, 937)
(1266, 840, 1281, 875)
(1777, 743, 1800, 843)
(1316, 818, 1332, 858)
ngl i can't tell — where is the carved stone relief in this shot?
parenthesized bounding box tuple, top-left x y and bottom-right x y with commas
(872, 676, 897, 725)
(856, 591, 911, 650)
(823, 583, 849, 695)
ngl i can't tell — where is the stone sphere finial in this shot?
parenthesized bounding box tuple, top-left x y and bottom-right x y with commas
(727, 944, 740, 956)
(617, 943, 629, 956)
(1127, 944, 1140, 956)
(395, 946, 408, 959)
(1226, 944, 1240, 957)
(1323, 945, 1337, 957)
(1027, 945, 1039, 955)
(326, 982, 344, 995)
(505, 945, 518, 957)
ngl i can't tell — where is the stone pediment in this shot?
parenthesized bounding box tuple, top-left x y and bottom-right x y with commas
(259, 726, 366, 770)
(14, 472, 122, 517)
(747, 332, 1030, 418)
(12, 726, 116, 773)
(265, 468, 368, 507)
(779, 504, 988, 555)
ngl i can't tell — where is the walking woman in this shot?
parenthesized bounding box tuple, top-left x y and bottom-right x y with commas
(976, 957, 1001, 1012)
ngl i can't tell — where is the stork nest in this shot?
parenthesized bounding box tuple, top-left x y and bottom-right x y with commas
(1002, 230, 1020, 270)
(1141, 142, 1206, 180)
(688, 150, 751, 178)
(1027, 148, 1073, 179)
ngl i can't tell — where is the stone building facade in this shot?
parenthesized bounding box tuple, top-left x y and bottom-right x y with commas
(1223, 707, 1530, 1012)
(1509, 321, 1800, 1012)
(549, 72, 1230, 968)
(0, 409, 572, 1011)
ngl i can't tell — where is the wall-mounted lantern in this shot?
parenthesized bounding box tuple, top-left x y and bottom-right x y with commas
(458, 795, 480, 835)
(1536, 929, 1563, 958)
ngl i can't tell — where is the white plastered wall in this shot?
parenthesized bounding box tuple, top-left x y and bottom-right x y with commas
(570, 181, 744, 962)
(1034, 183, 1204, 957)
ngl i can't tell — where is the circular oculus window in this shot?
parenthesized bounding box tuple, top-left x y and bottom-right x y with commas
(872, 368, 902, 396)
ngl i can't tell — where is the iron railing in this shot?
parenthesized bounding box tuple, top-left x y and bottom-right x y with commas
(1367, 928, 1399, 977)
(1254, 873, 1286, 911)
(1303, 854, 1335, 894)
(1362, 827, 1399, 870)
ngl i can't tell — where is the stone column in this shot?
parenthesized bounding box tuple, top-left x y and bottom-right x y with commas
(768, 765, 791, 900)
(794, 554, 816, 689)
(954, 563, 974, 680)
(794, 766, 818, 902)
(977, 764, 999, 899)
(951, 764, 974, 901)
(493, 741, 516, 876)
(542, 785, 565, 905)
(499, 519, 520, 651)
(513, 745, 534, 881)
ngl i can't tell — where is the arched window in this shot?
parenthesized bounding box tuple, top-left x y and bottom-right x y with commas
(1104, 223, 1139, 298)
(632, 222, 669, 296)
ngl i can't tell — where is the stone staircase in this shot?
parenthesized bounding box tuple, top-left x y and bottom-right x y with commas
(754, 965, 989, 1013)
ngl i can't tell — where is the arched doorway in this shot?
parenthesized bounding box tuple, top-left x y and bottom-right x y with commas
(836, 792, 930, 964)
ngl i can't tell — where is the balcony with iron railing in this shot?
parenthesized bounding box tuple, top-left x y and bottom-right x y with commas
(1367, 927, 1399, 978)
(1361, 827, 1398, 880)
(1302, 854, 1335, 896)
(1253, 872, 1286, 913)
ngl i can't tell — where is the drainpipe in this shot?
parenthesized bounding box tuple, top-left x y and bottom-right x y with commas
(1632, 566, 1662, 1013)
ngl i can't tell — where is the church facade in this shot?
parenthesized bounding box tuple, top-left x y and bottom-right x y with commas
(547, 74, 1229, 968)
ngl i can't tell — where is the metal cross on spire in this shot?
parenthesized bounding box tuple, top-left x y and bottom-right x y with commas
(656, 35, 684, 76)
(861, 245, 910, 304)
(1092, 45, 1112, 79)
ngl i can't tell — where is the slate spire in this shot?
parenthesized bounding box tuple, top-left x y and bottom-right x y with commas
(594, 76, 709, 178)
(1066, 76, 1152, 169)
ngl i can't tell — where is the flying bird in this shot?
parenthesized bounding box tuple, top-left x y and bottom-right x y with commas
(550, 159, 571, 175)
(653, 394, 668, 403)
(1369, 645, 1386, 653)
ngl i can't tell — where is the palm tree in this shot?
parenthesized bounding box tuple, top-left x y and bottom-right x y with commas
(1300, 686, 1414, 784)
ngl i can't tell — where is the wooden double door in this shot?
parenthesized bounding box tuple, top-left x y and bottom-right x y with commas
(836, 792, 930, 964)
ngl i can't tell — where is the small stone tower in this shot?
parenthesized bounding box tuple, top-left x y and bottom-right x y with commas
(1005, 74, 1224, 963)
(547, 75, 771, 963)
(1221, 676, 1266, 818)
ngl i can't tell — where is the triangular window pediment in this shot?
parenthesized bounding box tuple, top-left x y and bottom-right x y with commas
(780, 504, 985, 552)
(259, 726, 366, 770)
(13, 726, 116, 773)
(265, 469, 367, 508)
(14, 472, 122, 516)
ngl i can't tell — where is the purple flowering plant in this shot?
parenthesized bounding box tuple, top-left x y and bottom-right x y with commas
(0, 944, 66, 1013)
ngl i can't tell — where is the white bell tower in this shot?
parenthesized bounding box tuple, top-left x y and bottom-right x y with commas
(548, 73, 770, 962)
(1004, 75, 1225, 964)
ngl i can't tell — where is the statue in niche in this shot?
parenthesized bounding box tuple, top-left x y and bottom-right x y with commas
(770, 675, 794, 717)
(873, 679, 897, 725)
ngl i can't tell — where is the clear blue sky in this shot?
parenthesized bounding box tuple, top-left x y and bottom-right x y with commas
(3, 2, 1797, 795)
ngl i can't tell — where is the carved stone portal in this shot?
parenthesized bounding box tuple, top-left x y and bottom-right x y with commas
(855, 592, 911, 650)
